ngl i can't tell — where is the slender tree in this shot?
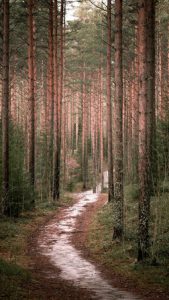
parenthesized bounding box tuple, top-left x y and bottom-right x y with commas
(82, 66, 88, 189)
(137, 0, 156, 261)
(147, 0, 157, 193)
(113, 0, 123, 240)
(107, 0, 114, 202)
(53, 0, 65, 200)
(53, 0, 59, 200)
(28, 0, 35, 189)
(2, 0, 10, 215)
(48, 0, 54, 192)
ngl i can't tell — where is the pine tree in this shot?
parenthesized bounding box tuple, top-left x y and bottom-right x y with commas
(2, 0, 10, 215)
(113, 0, 124, 240)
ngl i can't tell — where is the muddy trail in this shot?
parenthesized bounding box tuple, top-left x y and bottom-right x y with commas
(28, 189, 142, 300)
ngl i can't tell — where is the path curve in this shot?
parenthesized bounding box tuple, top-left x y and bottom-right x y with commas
(37, 189, 140, 300)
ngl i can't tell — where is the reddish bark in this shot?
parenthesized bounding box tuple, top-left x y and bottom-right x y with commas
(137, 0, 156, 261)
(53, 0, 59, 200)
(106, 0, 114, 201)
(2, 0, 10, 215)
(28, 0, 35, 188)
(53, 0, 64, 200)
(113, 0, 123, 240)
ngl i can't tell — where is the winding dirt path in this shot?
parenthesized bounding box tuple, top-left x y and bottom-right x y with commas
(28, 191, 169, 300)
(28, 191, 139, 300)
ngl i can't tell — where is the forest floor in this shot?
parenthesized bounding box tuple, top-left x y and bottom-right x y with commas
(0, 191, 169, 299)
(28, 192, 169, 300)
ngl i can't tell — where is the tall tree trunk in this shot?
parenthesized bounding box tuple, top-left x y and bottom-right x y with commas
(53, 0, 64, 200)
(48, 0, 54, 193)
(82, 66, 88, 189)
(2, 0, 9, 215)
(107, 0, 114, 201)
(113, 0, 123, 240)
(132, 27, 139, 182)
(147, 0, 157, 194)
(53, 0, 59, 200)
(138, 0, 152, 261)
(99, 64, 104, 189)
(91, 81, 97, 193)
(28, 0, 35, 190)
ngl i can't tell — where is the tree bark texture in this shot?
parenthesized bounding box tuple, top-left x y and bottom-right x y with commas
(28, 0, 35, 188)
(107, 0, 114, 201)
(146, 0, 157, 193)
(137, 0, 155, 261)
(113, 0, 124, 240)
(2, 0, 10, 215)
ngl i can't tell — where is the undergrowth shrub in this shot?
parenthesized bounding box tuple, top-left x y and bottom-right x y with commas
(0, 122, 34, 217)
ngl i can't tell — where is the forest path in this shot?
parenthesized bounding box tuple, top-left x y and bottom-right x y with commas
(28, 188, 140, 300)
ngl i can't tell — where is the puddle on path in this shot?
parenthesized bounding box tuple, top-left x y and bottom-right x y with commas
(38, 189, 140, 300)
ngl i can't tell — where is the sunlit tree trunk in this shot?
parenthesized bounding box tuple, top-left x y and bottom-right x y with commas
(2, 0, 9, 215)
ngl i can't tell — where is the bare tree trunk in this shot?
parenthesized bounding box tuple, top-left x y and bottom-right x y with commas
(113, 0, 123, 240)
(48, 0, 54, 193)
(107, 0, 114, 201)
(147, 0, 157, 193)
(99, 64, 104, 189)
(28, 0, 35, 190)
(2, 0, 10, 215)
(53, 0, 59, 200)
(132, 27, 139, 182)
(53, 0, 64, 200)
(138, 0, 152, 261)
(82, 66, 88, 189)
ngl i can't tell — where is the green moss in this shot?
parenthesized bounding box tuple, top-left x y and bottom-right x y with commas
(87, 189, 169, 292)
(0, 194, 74, 299)
(0, 258, 30, 278)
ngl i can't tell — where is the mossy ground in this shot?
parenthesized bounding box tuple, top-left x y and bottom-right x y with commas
(87, 186, 169, 293)
(0, 193, 74, 299)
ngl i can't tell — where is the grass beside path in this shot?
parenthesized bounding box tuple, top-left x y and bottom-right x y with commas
(86, 188, 169, 295)
(0, 193, 74, 299)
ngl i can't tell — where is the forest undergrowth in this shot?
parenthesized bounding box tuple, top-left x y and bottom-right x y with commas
(0, 194, 74, 299)
(87, 186, 169, 293)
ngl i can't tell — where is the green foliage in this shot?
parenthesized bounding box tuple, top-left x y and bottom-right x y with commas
(0, 258, 31, 300)
(87, 192, 169, 292)
(0, 122, 34, 217)
(125, 184, 139, 201)
(66, 180, 75, 192)
(0, 258, 30, 279)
